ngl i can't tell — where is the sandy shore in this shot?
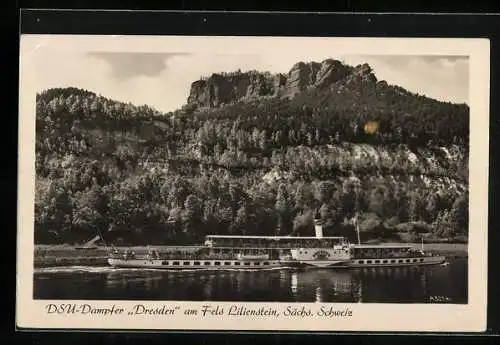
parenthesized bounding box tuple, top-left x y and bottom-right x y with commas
(33, 242, 468, 268)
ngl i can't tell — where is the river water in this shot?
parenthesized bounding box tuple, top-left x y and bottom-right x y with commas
(33, 259, 467, 303)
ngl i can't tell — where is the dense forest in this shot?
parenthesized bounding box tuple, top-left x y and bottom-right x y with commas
(33, 68, 470, 246)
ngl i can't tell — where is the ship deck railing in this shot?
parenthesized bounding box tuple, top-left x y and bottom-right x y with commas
(108, 253, 280, 261)
(206, 244, 347, 249)
(351, 252, 428, 259)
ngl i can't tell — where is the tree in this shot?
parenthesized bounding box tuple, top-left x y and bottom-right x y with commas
(181, 194, 203, 235)
(425, 193, 440, 223)
(447, 191, 469, 236)
(229, 181, 246, 211)
(433, 210, 455, 239)
(319, 202, 338, 231)
(215, 198, 234, 234)
(106, 180, 143, 236)
(408, 191, 419, 222)
(72, 183, 105, 240)
(368, 186, 388, 217)
(37, 181, 74, 241)
(233, 203, 250, 235)
(275, 184, 293, 235)
(168, 176, 191, 208)
(292, 210, 314, 236)
(315, 181, 336, 205)
(294, 182, 314, 212)
(341, 176, 360, 219)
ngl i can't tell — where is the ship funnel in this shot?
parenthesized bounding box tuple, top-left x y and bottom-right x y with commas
(314, 218, 323, 239)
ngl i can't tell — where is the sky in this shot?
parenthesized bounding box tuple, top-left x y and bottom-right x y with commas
(34, 50, 469, 113)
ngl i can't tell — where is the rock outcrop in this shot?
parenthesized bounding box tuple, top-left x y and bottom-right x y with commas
(345, 63, 378, 85)
(187, 71, 276, 109)
(186, 59, 375, 109)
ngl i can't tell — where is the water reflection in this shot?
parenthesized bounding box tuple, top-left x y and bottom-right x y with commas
(33, 259, 467, 303)
(356, 279, 363, 303)
(289, 269, 358, 303)
(291, 272, 298, 298)
(315, 286, 321, 303)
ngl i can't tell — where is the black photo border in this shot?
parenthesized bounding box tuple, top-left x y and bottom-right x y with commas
(9, 8, 500, 344)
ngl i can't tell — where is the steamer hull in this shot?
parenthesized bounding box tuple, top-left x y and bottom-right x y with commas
(108, 256, 446, 270)
(345, 255, 446, 268)
(284, 255, 446, 269)
(107, 258, 283, 270)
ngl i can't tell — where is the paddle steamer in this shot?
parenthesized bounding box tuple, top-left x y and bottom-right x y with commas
(107, 217, 446, 270)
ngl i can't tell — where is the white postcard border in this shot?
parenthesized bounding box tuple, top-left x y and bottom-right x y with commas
(17, 35, 490, 332)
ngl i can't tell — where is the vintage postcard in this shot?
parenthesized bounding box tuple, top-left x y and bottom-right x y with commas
(17, 35, 489, 332)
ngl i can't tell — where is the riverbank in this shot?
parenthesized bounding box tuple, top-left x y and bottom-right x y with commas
(33, 244, 202, 267)
(381, 242, 468, 258)
(34, 245, 108, 267)
(33, 242, 468, 268)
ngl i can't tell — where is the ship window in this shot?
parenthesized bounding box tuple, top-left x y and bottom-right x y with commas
(375, 260, 380, 263)
(193, 262, 201, 266)
(234, 262, 241, 266)
(214, 261, 221, 266)
(398, 260, 403, 263)
(263, 262, 269, 266)
(183, 261, 190, 265)
(367, 260, 372, 264)
(253, 262, 260, 266)
(224, 262, 231, 265)
(162, 261, 168, 265)
(173, 261, 179, 265)
(244, 262, 250, 266)
(420, 258, 424, 262)
(391, 260, 396, 263)
(413, 259, 418, 262)
(204, 261, 210, 265)
(383, 260, 388, 263)
(358, 260, 364, 264)
(405, 259, 410, 263)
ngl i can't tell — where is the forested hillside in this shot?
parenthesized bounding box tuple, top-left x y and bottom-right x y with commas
(33, 61, 469, 246)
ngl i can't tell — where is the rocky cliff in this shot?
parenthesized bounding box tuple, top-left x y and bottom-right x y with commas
(186, 59, 373, 109)
(187, 71, 275, 108)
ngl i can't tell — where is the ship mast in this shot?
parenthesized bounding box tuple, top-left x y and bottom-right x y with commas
(354, 180, 361, 245)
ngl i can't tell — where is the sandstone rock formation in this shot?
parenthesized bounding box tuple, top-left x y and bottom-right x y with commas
(186, 59, 376, 109)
